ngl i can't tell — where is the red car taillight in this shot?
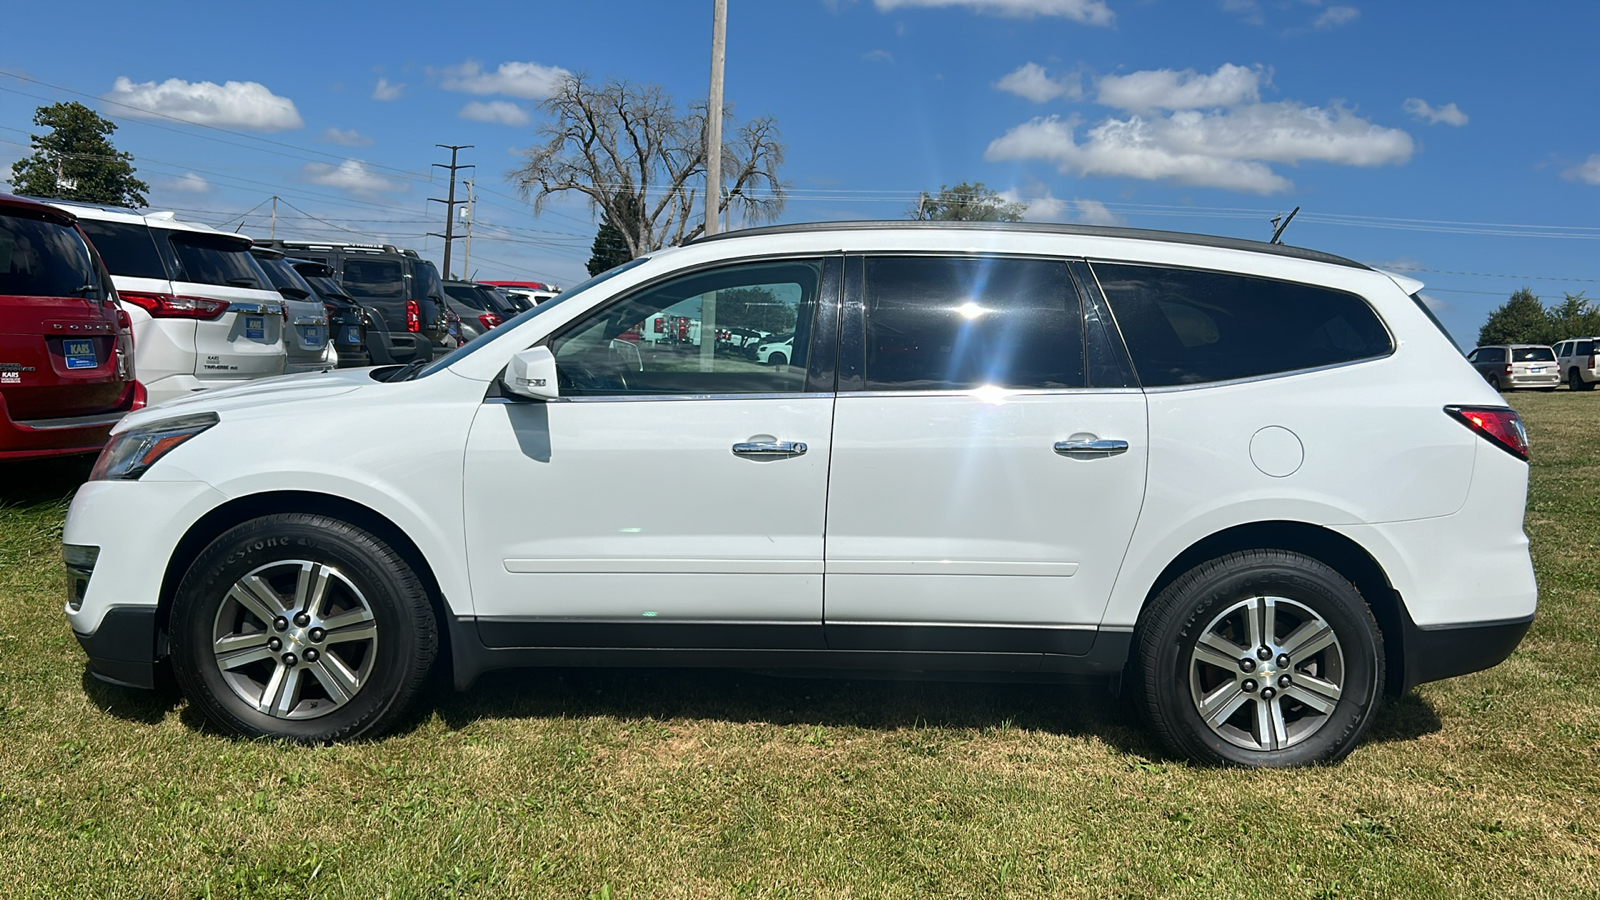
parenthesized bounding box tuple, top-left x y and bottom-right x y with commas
(477, 313, 502, 330)
(1589, 353, 1596, 369)
(405, 299, 421, 333)
(119, 291, 229, 320)
(1503, 364, 1513, 375)
(131, 381, 147, 411)
(1445, 406, 1528, 460)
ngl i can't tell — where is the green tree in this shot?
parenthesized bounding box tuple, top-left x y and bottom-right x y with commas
(910, 182, 1026, 222)
(1478, 288, 1554, 346)
(586, 200, 635, 276)
(711, 286, 796, 335)
(9, 102, 148, 207)
(1545, 292, 1600, 341)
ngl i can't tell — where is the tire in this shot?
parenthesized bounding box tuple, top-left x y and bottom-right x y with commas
(1572, 369, 1595, 391)
(1488, 375, 1501, 392)
(169, 514, 437, 742)
(769, 353, 788, 367)
(1132, 550, 1384, 767)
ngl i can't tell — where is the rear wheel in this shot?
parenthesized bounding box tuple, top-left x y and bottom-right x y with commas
(1488, 375, 1502, 392)
(1572, 369, 1594, 391)
(1134, 550, 1384, 767)
(169, 514, 437, 742)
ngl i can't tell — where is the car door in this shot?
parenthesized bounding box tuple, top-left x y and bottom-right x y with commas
(822, 255, 1148, 655)
(462, 257, 841, 651)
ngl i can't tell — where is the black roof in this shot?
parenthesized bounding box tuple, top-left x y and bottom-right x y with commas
(686, 220, 1369, 271)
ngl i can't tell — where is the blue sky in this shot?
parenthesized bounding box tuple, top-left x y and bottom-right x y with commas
(3, 0, 1598, 347)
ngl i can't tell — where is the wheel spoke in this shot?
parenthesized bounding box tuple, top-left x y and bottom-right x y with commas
(294, 563, 333, 615)
(1258, 696, 1288, 750)
(309, 653, 360, 705)
(321, 608, 376, 645)
(228, 576, 287, 625)
(214, 632, 275, 670)
(1199, 682, 1250, 727)
(1281, 619, 1337, 662)
(1193, 637, 1242, 673)
(1244, 596, 1268, 648)
(1286, 673, 1343, 711)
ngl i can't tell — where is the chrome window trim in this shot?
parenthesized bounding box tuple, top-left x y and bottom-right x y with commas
(484, 392, 833, 405)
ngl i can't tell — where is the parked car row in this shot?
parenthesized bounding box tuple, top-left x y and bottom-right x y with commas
(1468, 341, 1600, 391)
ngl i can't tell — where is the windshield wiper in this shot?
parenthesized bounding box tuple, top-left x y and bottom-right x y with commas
(386, 358, 428, 382)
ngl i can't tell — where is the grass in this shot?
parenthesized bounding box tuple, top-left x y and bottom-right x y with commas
(3, 393, 1599, 898)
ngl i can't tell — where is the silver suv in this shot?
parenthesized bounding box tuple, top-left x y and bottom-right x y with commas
(1467, 344, 1559, 392)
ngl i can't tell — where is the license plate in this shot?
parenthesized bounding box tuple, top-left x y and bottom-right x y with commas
(63, 339, 97, 370)
(342, 325, 361, 344)
(1530, 366, 1546, 373)
(245, 316, 265, 340)
(301, 326, 323, 348)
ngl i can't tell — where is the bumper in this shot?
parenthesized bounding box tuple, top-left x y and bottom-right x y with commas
(367, 331, 434, 366)
(0, 384, 137, 459)
(73, 606, 158, 689)
(1506, 373, 1560, 389)
(1401, 611, 1533, 692)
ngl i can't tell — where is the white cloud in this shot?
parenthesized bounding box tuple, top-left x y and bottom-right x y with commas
(440, 61, 571, 100)
(104, 76, 303, 131)
(319, 127, 373, 146)
(863, 49, 895, 63)
(459, 100, 530, 126)
(995, 63, 1081, 103)
(1563, 154, 1600, 185)
(998, 188, 1126, 225)
(1403, 98, 1468, 127)
(872, 0, 1113, 26)
(159, 172, 213, 194)
(1313, 5, 1359, 29)
(302, 160, 408, 194)
(1072, 198, 1124, 225)
(372, 78, 405, 101)
(1097, 63, 1263, 112)
(987, 101, 1413, 194)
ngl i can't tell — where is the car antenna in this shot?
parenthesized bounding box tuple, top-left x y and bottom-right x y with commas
(1269, 206, 1300, 244)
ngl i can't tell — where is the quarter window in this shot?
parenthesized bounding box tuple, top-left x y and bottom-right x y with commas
(77, 220, 168, 280)
(551, 259, 822, 396)
(1092, 263, 1392, 387)
(861, 256, 1084, 391)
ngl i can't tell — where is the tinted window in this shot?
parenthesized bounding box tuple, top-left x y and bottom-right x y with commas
(1577, 341, 1594, 356)
(342, 258, 405, 299)
(444, 284, 490, 309)
(1480, 347, 1506, 363)
(1094, 263, 1392, 387)
(862, 257, 1083, 391)
(1513, 347, 1555, 362)
(552, 259, 821, 396)
(167, 232, 265, 288)
(77, 219, 168, 280)
(412, 260, 444, 301)
(256, 256, 315, 297)
(0, 212, 98, 298)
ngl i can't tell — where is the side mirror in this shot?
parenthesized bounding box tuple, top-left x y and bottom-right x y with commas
(503, 346, 560, 401)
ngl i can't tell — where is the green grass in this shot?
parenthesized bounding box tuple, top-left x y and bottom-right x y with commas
(3, 394, 1600, 898)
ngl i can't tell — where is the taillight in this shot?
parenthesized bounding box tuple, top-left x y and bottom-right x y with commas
(115, 310, 132, 331)
(477, 313, 502, 330)
(119, 291, 229, 321)
(405, 299, 421, 333)
(1589, 353, 1596, 369)
(130, 381, 147, 411)
(1503, 364, 1513, 375)
(1445, 406, 1528, 460)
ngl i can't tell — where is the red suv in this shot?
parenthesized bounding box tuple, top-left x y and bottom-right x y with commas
(0, 194, 141, 460)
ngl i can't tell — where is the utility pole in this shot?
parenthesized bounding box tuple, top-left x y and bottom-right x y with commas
(704, 0, 727, 236)
(270, 195, 277, 240)
(429, 144, 474, 278)
(461, 177, 475, 279)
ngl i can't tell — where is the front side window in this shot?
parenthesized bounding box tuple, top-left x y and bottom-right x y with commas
(1093, 263, 1392, 387)
(551, 259, 822, 396)
(861, 256, 1084, 391)
(0, 212, 98, 298)
(166, 232, 265, 289)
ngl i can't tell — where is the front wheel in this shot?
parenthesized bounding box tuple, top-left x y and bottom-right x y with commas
(1133, 550, 1384, 767)
(169, 514, 437, 742)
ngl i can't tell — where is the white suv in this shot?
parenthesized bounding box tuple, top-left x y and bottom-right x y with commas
(1553, 337, 1600, 391)
(57, 203, 287, 406)
(62, 222, 1535, 767)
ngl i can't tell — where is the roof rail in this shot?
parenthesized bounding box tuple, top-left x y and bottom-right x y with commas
(684, 220, 1370, 270)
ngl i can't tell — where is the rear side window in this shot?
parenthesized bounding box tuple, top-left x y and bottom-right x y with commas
(861, 256, 1084, 391)
(167, 232, 266, 289)
(1579, 341, 1595, 356)
(1512, 347, 1555, 362)
(342, 258, 405, 299)
(0, 212, 97, 298)
(412, 261, 444, 301)
(1480, 347, 1506, 363)
(77, 219, 168, 280)
(1092, 263, 1392, 387)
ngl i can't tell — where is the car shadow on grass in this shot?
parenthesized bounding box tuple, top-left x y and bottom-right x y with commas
(0, 455, 93, 507)
(80, 667, 183, 725)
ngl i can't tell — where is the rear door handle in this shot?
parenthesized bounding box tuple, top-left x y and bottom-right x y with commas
(733, 441, 808, 456)
(1054, 439, 1129, 457)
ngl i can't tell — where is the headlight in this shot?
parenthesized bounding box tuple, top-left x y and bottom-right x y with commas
(89, 412, 219, 481)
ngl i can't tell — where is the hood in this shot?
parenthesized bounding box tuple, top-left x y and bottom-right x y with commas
(117, 367, 378, 430)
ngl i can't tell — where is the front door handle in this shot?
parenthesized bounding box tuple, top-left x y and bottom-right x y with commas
(733, 441, 808, 457)
(1054, 439, 1129, 457)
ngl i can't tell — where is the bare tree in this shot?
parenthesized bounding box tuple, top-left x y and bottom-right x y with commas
(509, 74, 786, 258)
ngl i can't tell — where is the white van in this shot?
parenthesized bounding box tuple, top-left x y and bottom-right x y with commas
(57, 203, 286, 406)
(63, 222, 1535, 767)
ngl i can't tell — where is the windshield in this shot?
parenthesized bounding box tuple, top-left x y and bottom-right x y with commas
(168, 232, 265, 288)
(1513, 347, 1555, 362)
(256, 255, 315, 297)
(342, 258, 406, 299)
(444, 284, 489, 309)
(302, 274, 353, 302)
(0, 212, 99, 298)
(411, 257, 649, 379)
